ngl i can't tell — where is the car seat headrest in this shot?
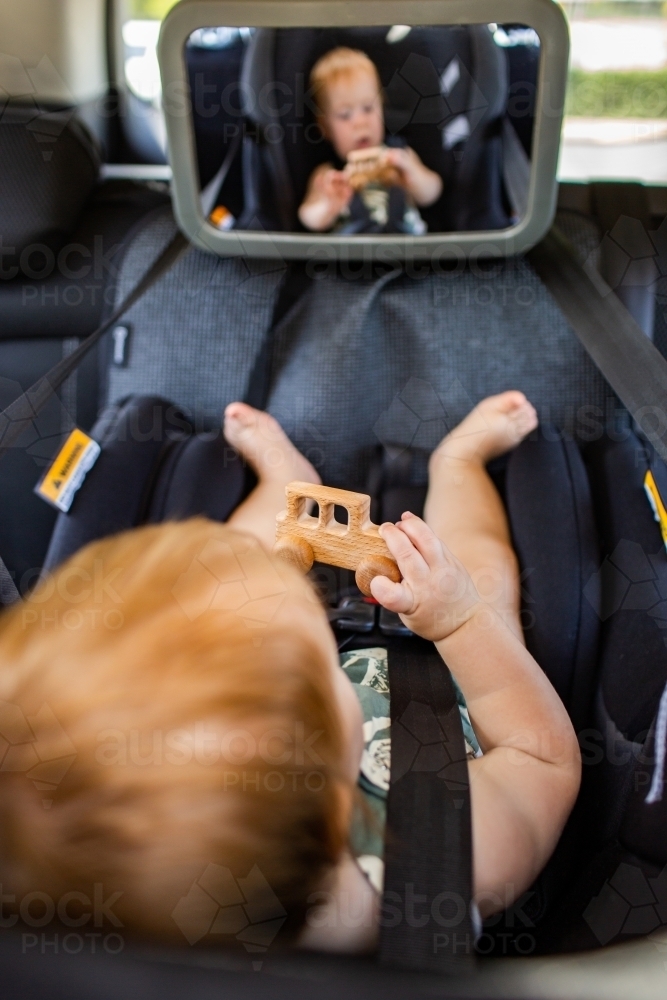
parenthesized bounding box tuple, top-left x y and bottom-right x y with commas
(0, 106, 100, 259)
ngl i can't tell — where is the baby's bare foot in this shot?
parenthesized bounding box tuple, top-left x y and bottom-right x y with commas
(430, 391, 538, 469)
(224, 403, 321, 487)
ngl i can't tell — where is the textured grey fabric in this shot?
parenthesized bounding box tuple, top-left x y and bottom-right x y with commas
(267, 215, 613, 488)
(106, 208, 286, 425)
(107, 205, 614, 491)
(555, 209, 604, 270)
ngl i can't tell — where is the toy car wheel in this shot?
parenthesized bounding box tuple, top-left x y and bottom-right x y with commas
(355, 555, 401, 597)
(273, 535, 314, 574)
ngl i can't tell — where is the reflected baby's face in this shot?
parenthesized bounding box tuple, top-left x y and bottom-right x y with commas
(320, 70, 384, 160)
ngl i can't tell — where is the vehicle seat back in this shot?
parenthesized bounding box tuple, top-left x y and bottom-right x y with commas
(0, 107, 168, 586)
(0, 105, 100, 262)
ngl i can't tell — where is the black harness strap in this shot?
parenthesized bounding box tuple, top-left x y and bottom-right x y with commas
(380, 637, 475, 974)
(0, 231, 190, 463)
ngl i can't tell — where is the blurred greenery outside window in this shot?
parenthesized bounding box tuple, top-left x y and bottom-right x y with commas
(562, 2, 667, 119)
(122, 0, 667, 120)
(126, 0, 179, 17)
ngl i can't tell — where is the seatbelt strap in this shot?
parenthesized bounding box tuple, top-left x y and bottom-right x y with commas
(528, 226, 667, 465)
(590, 181, 655, 339)
(200, 127, 243, 217)
(0, 231, 189, 462)
(0, 555, 19, 607)
(379, 637, 475, 974)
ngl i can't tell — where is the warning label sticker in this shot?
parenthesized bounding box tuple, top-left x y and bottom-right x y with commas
(644, 468, 667, 553)
(35, 428, 101, 513)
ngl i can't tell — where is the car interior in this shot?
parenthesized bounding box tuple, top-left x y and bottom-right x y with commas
(1, 0, 667, 997)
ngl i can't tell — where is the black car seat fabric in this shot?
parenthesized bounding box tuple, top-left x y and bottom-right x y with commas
(0, 107, 170, 588)
(238, 25, 510, 232)
(585, 432, 667, 745)
(505, 433, 601, 733)
(514, 430, 667, 955)
(43, 395, 251, 572)
(501, 25, 539, 158)
(0, 105, 99, 258)
(186, 31, 247, 217)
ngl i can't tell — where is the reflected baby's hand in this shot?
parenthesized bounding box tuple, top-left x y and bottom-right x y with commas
(314, 168, 353, 213)
(381, 146, 443, 207)
(382, 146, 417, 182)
(371, 513, 480, 642)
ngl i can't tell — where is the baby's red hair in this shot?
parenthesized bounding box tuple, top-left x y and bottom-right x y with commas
(311, 46, 382, 116)
(0, 520, 347, 944)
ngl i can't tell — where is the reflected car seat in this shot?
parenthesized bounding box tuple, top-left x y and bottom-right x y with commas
(235, 25, 515, 233)
(186, 29, 248, 216)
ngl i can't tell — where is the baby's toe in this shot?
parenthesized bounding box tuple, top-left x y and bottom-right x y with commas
(493, 390, 529, 415)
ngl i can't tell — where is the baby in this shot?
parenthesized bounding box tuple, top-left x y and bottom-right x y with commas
(0, 393, 580, 951)
(298, 47, 443, 234)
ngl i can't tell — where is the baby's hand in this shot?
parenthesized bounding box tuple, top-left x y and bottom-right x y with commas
(371, 512, 480, 642)
(381, 146, 443, 207)
(382, 146, 418, 184)
(313, 168, 353, 213)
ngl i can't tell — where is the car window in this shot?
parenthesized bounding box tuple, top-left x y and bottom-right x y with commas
(559, 0, 667, 184)
(121, 0, 179, 104)
(117, 0, 249, 162)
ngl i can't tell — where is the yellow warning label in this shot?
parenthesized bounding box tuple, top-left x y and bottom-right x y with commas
(35, 428, 101, 513)
(644, 469, 667, 552)
(210, 205, 234, 230)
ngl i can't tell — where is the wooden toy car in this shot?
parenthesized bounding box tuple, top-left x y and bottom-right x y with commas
(274, 481, 401, 596)
(344, 145, 402, 192)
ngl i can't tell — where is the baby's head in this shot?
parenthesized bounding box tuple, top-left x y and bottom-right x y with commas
(311, 47, 384, 159)
(0, 520, 362, 945)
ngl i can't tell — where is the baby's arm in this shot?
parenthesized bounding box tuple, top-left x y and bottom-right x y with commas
(371, 513, 581, 916)
(382, 146, 443, 207)
(298, 163, 354, 232)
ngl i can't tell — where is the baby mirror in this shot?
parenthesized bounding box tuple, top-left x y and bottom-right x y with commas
(159, 0, 569, 260)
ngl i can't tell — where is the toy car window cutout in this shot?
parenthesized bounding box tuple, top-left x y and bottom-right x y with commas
(275, 482, 401, 596)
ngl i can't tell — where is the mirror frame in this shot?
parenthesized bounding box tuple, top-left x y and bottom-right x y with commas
(159, 0, 569, 260)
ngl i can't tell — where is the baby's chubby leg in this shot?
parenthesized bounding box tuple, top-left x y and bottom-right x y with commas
(223, 403, 320, 551)
(424, 392, 538, 641)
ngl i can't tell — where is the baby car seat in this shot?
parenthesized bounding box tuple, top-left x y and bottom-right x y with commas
(36, 385, 667, 966)
(38, 389, 667, 963)
(234, 24, 517, 232)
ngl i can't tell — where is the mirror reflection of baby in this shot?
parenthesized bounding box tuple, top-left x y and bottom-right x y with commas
(298, 47, 443, 234)
(0, 393, 580, 952)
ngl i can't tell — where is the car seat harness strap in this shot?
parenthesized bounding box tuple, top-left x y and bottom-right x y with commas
(380, 637, 476, 974)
